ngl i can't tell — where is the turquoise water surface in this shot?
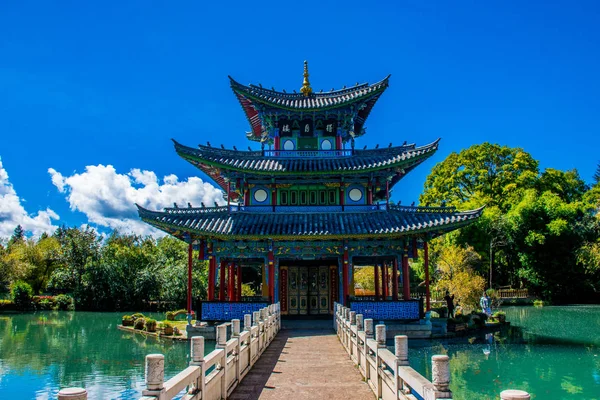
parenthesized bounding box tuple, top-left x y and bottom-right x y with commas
(0, 312, 212, 399)
(405, 305, 600, 399)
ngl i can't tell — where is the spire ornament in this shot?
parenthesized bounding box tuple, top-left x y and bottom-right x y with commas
(300, 60, 312, 97)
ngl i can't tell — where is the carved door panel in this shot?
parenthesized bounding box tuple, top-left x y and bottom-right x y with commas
(299, 267, 308, 315)
(287, 265, 330, 315)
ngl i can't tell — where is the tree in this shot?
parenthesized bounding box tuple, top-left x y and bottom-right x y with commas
(594, 162, 600, 185)
(433, 241, 486, 311)
(420, 142, 539, 211)
(8, 225, 25, 248)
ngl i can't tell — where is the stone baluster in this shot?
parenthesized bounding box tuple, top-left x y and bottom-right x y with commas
(58, 388, 87, 400)
(375, 324, 386, 348)
(431, 355, 451, 396)
(364, 319, 374, 339)
(394, 335, 409, 366)
(356, 314, 364, 331)
(500, 390, 531, 400)
(190, 336, 206, 396)
(232, 319, 241, 336)
(244, 314, 251, 331)
(350, 311, 356, 325)
(216, 324, 227, 347)
(253, 311, 260, 327)
(142, 354, 165, 397)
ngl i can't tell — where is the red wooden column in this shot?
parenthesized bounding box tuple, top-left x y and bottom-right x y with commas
(237, 263, 242, 301)
(342, 246, 349, 304)
(392, 258, 399, 301)
(374, 263, 380, 300)
(187, 242, 193, 316)
(228, 263, 234, 301)
(402, 250, 411, 300)
(268, 249, 275, 302)
(219, 259, 226, 301)
(386, 263, 391, 298)
(424, 241, 431, 311)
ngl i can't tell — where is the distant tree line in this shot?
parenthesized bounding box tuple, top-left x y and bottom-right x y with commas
(0, 226, 207, 311)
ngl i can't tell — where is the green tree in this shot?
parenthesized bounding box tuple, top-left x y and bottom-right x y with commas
(8, 225, 25, 248)
(594, 162, 600, 184)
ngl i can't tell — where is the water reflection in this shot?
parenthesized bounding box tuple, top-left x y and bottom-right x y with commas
(392, 306, 600, 400)
(0, 312, 213, 399)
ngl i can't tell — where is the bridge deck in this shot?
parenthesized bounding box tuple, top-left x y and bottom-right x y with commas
(229, 320, 374, 400)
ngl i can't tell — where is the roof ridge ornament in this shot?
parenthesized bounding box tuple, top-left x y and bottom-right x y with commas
(300, 60, 312, 97)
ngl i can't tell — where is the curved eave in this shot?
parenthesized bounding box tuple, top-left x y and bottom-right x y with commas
(172, 139, 440, 176)
(136, 204, 483, 241)
(229, 75, 390, 139)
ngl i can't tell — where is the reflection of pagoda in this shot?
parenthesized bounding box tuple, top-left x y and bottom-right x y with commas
(137, 62, 482, 321)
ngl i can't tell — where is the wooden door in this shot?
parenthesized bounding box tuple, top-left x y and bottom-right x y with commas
(287, 265, 329, 315)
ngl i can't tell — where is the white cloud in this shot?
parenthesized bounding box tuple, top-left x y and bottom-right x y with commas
(48, 164, 225, 236)
(0, 158, 60, 238)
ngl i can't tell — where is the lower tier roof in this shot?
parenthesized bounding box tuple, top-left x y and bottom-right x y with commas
(137, 204, 483, 241)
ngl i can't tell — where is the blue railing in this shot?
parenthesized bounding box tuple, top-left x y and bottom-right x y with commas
(263, 149, 353, 158)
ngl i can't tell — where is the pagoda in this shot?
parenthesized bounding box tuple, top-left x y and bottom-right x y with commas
(137, 62, 483, 321)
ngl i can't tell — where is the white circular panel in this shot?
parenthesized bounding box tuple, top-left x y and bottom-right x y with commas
(349, 188, 363, 202)
(283, 140, 295, 150)
(254, 189, 268, 203)
(321, 139, 332, 150)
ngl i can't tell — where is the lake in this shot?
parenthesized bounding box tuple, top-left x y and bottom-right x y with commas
(405, 305, 600, 399)
(1, 306, 599, 399)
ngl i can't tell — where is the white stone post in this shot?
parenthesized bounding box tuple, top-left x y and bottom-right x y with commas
(500, 390, 531, 400)
(145, 354, 165, 391)
(232, 319, 241, 336)
(375, 324, 386, 347)
(253, 311, 260, 327)
(394, 335, 409, 366)
(356, 314, 364, 331)
(364, 318, 374, 338)
(190, 336, 206, 396)
(350, 311, 356, 325)
(58, 388, 87, 400)
(217, 324, 227, 347)
(216, 324, 228, 399)
(432, 355, 451, 394)
(244, 314, 251, 331)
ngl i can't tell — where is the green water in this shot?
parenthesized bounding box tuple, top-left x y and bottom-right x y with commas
(0, 312, 214, 399)
(406, 305, 600, 400)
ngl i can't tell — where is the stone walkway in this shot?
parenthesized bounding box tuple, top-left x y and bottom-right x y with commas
(229, 320, 374, 400)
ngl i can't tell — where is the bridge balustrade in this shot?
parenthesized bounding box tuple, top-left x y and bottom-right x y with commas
(333, 302, 531, 400)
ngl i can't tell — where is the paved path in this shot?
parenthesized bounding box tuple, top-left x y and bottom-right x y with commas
(229, 320, 373, 400)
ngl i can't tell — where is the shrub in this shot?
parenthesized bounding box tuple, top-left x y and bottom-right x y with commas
(122, 315, 134, 326)
(11, 281, 33, 310)
(533, 299, 545, 307)
(132, 313, 145, 320)
(54, 294, 75, 311)
(165, 311, 175, 321)
(145, 318, 157, 332)
(39, 299, 53, 310)
(134, 317, 146, 330)
(0, 299, 15, 311)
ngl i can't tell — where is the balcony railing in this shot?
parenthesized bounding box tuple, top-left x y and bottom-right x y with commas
(263, 149, 353, 158)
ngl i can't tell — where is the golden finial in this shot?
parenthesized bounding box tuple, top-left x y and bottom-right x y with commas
(300, 60, 312, 97)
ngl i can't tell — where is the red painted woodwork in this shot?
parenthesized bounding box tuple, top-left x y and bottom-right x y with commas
(425, 242, 430, 311)
(187, 243, 193, 314)
(342, 248, 349, 304)
(383, 263, 388, 298)
(330, 266, 338, 312)
(280, 268, 288, 313)
(402, 253, 410, 300)
(274, 136, 280, 150)
(228, 263, 234, 301)
(268, 251, 275, 302)
(219, 259, 226, 301)
(198, 239, 205, 260)
(208, 256, 216, 301)
(336, 135, 342, 150)
(374, 262, 380, 300)
(392, 258, 399, 301)
(412, 238, 418, 259)
(237, 263, 242, 301)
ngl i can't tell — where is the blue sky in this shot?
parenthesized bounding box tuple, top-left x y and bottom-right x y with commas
(1, 1, 599, 237)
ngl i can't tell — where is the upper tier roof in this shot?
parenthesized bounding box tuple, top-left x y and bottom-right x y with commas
(230, 75, 390, 141)
(173, 139, 439, 177)
(137, 204, 484, 241)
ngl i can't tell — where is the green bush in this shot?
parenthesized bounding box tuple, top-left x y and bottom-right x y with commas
(132, 313, 145, 320)
(54, 294, 75, 311)
(533, 299, 545, 307)
(165, 311, 175, 321)
(0, 299, 15, 311)
(10, 281, 33, 310)
(145, 318, 157, 332)
(122, 315, 134, 326)
(134, 317, 146, 330)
